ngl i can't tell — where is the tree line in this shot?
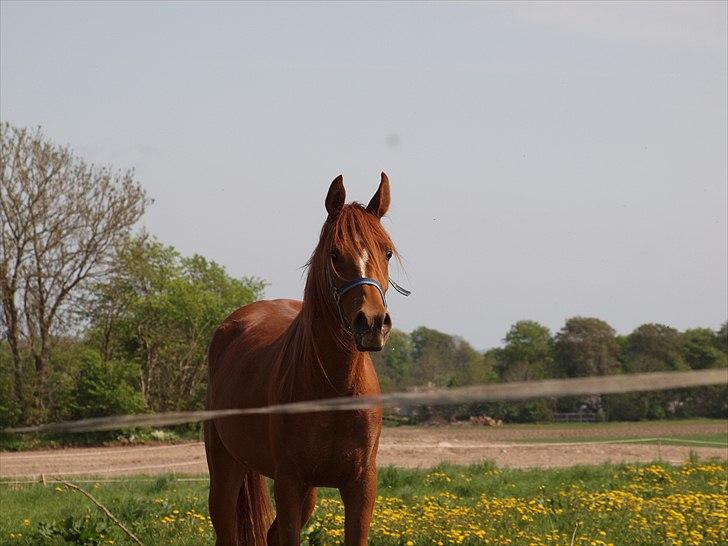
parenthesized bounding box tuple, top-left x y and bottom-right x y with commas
(371, 319, 727, 423)
(1, 123, 725, 432)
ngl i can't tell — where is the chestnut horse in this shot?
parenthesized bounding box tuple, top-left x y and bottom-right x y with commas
(205, 173, 404, 545)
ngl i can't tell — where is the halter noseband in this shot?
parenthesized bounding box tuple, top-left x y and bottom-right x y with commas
(326, 263, 411, 333)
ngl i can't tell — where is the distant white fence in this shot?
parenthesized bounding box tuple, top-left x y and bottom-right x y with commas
(553, 412, 597, 423)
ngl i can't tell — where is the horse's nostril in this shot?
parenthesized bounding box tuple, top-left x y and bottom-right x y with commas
(383, 313, 392, 331)
(353, 311, 369, 333)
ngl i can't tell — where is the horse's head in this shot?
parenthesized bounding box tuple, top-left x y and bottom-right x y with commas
(310, 173, 402, 352)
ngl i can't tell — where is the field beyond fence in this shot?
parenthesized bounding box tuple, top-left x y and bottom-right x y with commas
(2, 420, 727, 478)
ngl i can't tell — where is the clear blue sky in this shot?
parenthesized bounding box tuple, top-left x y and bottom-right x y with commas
(2, 1, 726, 348)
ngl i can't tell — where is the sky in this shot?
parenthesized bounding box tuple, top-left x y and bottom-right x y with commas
(1, 1, 726, 349)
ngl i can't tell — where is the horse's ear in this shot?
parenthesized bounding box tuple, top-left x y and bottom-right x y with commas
(325, 175, 346, 217)
(367, 172, 391, 218)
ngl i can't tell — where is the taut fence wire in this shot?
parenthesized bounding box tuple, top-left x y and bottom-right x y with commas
(3, 369, 726, 435)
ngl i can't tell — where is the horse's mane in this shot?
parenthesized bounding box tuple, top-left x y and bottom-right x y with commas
(271, 203, 398, 401)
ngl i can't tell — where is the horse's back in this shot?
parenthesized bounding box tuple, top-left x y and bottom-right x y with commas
(209, 299, 299, 365)
(207, 299, 301, 404)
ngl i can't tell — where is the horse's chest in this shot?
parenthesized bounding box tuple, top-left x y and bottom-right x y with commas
(276, 412, 381, 485)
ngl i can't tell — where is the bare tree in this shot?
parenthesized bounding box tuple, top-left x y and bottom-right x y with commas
(0, 123, 147, 418)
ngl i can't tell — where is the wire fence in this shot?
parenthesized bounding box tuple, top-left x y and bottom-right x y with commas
(3, 369, 725, 434)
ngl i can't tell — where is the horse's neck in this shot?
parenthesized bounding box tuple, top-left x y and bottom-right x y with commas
(313, 329, 370, 394)
(292, 304, 373, 396)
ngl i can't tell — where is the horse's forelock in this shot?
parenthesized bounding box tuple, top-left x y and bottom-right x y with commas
(326, 203, 395, 272)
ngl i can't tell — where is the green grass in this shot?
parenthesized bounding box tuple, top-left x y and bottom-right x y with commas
(485, 418, 724, 430)
(511, 432, 728, 447)
(2, 460, 726, 545)
(466, 418, 728, 448)
(656, 433, 727, 445)
(496, 418, 725, 432)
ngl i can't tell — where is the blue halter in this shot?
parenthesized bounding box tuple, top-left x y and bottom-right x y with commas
(326, 263, 410, 332)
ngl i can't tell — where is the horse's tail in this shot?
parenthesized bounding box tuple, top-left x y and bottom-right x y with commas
(237, 468, 274, 545)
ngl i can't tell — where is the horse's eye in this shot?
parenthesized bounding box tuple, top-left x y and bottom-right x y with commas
(386, 250, 393, 261)
(330, 250, 339, 261)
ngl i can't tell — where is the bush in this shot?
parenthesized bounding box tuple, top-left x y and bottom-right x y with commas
(70, 352, 145, 420)
(603, 392, 662, 421)
(476, 399, 553, 423)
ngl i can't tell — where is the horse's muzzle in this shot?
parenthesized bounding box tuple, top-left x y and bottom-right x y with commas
(353, 311, 391, 352)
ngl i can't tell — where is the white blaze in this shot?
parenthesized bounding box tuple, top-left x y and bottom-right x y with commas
(357, 248, 369, 276)
(354, 234, 369, 276)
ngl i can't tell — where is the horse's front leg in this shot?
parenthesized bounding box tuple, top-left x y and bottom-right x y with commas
(270, 475, 309, 546)
(339, 466, 377, 546)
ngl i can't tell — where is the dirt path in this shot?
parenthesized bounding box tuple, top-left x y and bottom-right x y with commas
(2, 424, 726, 479)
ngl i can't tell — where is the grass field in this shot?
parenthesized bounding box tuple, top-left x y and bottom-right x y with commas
(504, 420, 728, 448)
(2, 459, 726, 546)
(471, 419, 728, 448)
(510, 432, 728, 447)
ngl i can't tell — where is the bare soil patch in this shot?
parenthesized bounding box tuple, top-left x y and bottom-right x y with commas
(2, 422, 725, 479)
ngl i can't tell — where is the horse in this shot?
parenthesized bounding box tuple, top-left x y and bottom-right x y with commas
(205, 173, 406, 545)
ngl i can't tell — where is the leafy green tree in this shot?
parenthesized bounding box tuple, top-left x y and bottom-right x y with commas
(371, 326, 491, 424)
(488, 321, 555, 422)
(449, 339, 495, 387)
(85, 236, 179, 362)
(498, 320, 554, 381)
(70, 351, 145, 420)
(410, 326, 457, 387)
(624, 323, 688, 373)
(675, 325, 728, 419)
(551, 317, 620, 414)
(406, 326, 492, 389)
(602, 392, 651, 421)
(85, 237, 265, 412)
(44, 339, 98, 424)
(0, 342, 22, 428)
(683, 328, 727, 370)
(554, 317, 621, 377)
(371, 329, 414, 391)
(716, 322, 728, 352)
(605, 323, 687, 420)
